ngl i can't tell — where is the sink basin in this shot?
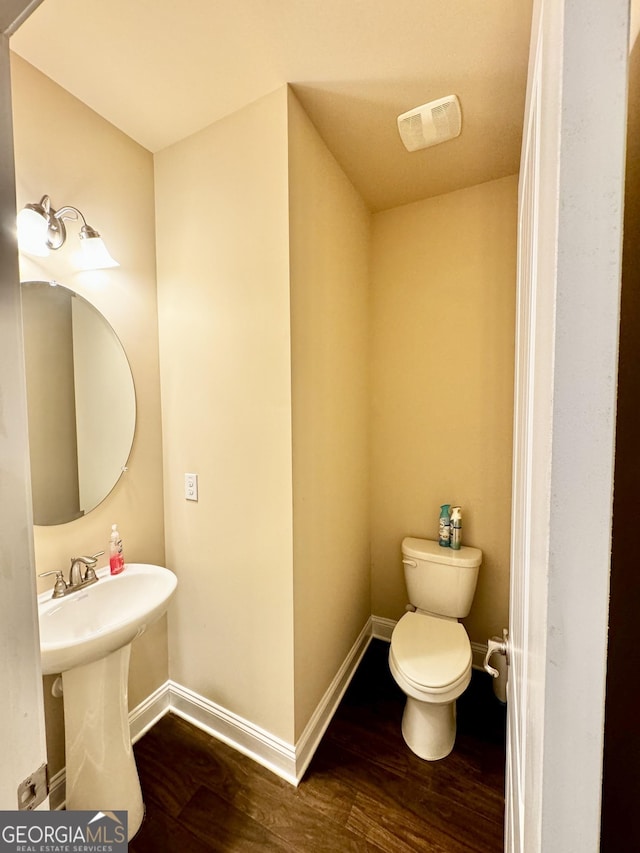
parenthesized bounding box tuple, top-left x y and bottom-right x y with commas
(38, 562, 177, 675)
(37, 562, 177, 838)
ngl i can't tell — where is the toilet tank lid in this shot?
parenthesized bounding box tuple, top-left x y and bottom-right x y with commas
(402, 537, 482, 568)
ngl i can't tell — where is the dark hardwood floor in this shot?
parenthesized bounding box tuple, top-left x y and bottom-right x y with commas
(130, 640, 506, 852)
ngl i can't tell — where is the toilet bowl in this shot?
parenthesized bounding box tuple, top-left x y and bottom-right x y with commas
(389, 537, 482, 760)
(390, 611, 472, 759)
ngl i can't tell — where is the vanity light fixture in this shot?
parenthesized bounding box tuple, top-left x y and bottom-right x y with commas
(17, 194, 119, 269)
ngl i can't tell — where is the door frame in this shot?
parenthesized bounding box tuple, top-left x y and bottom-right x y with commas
(0, 0, 48, 809)
(507, 0, 629, 849)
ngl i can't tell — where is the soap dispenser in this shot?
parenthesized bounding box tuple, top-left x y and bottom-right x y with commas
(109, 523, 125, 575)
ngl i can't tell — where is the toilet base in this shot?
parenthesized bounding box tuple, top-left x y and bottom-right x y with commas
(401, 696, 457, 761)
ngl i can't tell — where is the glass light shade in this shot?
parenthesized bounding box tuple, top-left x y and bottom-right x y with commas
(78, 234, 119, 270)
(17, 207, 50, 257)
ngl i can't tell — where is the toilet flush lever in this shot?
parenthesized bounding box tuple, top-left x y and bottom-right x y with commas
(484, 629, 509, 678)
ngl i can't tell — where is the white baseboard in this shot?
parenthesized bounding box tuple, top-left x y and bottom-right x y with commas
(48, 617, 496, 807)
(471, 641, 488, 671)
(47, 618, 371, 805)
(130, 680, 173, 744)
(294, 618, 372, 781)
(168, 680, 298, 785)
(371, 615, 396, 641)
(168, 617, 372, 786)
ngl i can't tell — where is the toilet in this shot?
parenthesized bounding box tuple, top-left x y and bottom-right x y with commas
(389, 536, 482, 760)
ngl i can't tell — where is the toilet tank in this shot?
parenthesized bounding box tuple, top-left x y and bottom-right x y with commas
(402, 537, 482, 618)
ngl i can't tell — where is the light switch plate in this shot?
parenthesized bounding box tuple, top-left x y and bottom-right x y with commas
(185, 472, 198, 501)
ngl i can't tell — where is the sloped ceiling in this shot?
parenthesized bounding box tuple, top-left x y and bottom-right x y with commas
(11, 0, 532, 212)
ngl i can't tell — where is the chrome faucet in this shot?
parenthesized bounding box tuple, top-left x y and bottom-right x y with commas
(39, 550, 105, 599)
(69, 553, 101, 586)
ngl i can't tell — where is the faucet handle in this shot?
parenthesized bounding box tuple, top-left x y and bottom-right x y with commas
(69, 550, 105, 567)
(70, 551, 105, 582)
(85, 550, 105, 581)
(38, 570, 67, 598)
(74, 550, 105, 567)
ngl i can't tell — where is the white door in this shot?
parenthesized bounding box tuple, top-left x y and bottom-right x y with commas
(506, 0, 628, 850)
(0, 0, 48, 810)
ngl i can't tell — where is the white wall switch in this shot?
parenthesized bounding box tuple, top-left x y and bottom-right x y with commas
(184, 472, 198, 501)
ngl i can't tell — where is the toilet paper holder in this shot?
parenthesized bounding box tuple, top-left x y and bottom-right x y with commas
(484, 628, 509, 678)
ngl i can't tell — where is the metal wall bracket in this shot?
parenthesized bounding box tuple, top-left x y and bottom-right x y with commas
(483, 628, 510, 678)
(18, 763, 48, 810)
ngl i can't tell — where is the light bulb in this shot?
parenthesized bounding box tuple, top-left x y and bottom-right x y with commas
(17, 207, 50, 257)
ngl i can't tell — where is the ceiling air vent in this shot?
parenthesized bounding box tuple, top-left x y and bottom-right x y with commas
(397, 95, 462, 152)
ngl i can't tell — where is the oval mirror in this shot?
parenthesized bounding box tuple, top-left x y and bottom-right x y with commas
(21, 281, 136, 525)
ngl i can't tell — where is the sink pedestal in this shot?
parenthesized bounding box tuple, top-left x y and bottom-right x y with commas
(38, 563, 177, 840)
(62, 644, 143, 840)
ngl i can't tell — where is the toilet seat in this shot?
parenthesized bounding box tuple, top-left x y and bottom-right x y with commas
(390, 611, 472, 699)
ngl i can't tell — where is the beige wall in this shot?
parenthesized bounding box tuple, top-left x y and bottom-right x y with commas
(11, 55, 166, 774)
(155, 87, 375, 745)
(11, 50, 518, 775)
(155, 88, 296, 741)
(370, 175, 517, 644)
(288, 90, 371, 739)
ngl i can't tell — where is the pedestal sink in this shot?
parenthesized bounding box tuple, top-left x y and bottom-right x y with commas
(37, 563, 177, 839)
